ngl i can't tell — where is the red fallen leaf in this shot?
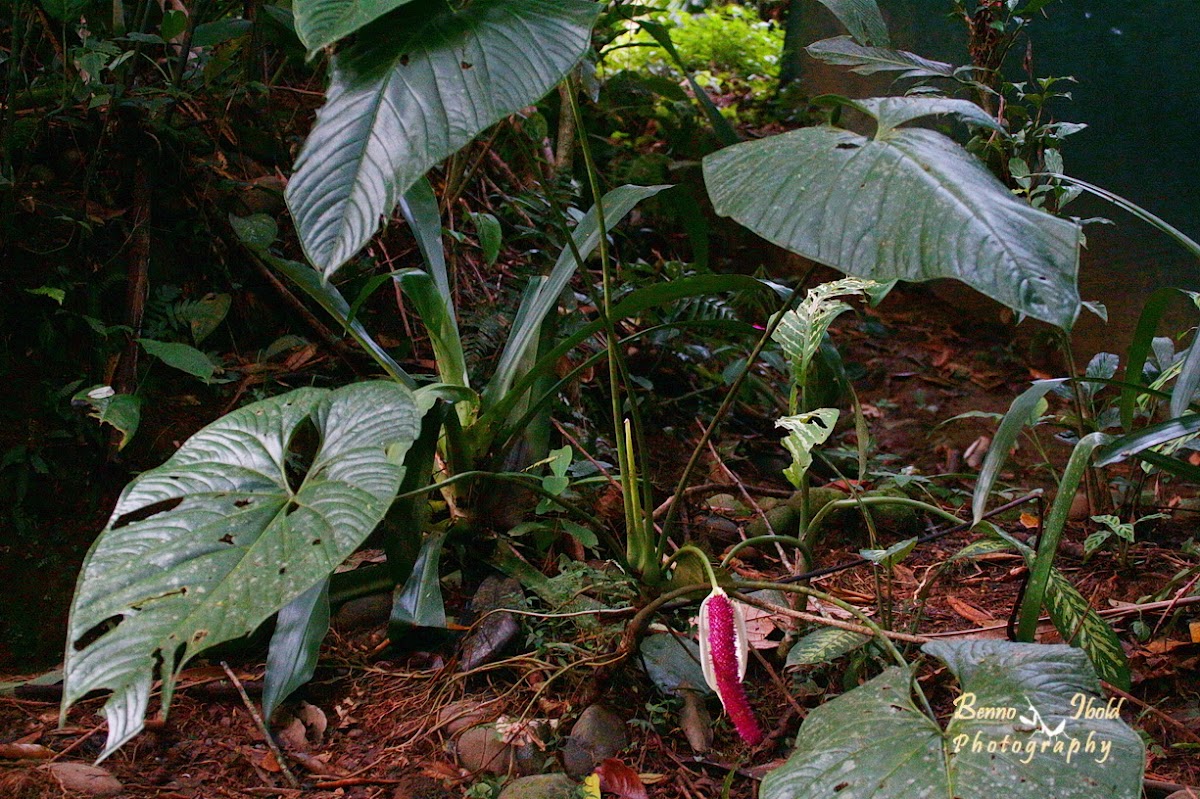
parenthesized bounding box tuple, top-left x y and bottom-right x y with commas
(259, 750, 282, 773)
(596, 758, 648, 799)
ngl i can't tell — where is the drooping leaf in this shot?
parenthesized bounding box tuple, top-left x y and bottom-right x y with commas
(394, 269, 469, 390)
(264, 253, 418, 388)
(1016, 432, 1111, 642)
(704, 126, 1081, 328)
(761, 640, 1144, 799)
(776, 409, 839, 489)
(772, 277, 876, 381)
(784, 626, 869, 668)
(854, 96, 1002, 137)
(806, 36, 955, 79)
(859, 536, 917, 568)
(62, 382, 422, 760)
(390, 530, 448, 631)
(293, 0, 418, 57)
(138, 338, 219, 383)
(972, 379, 1066, 524)
(1044, 569, 1131, 690)
(468, 212, 502, 267)
(1096, 413, 1200, 467)
(262, 577, 330, 720)
(287, 0, 600, 275)
(397, 177, 452, 312)
(810, 0, 890, 47)
(72, 385, 141, 450)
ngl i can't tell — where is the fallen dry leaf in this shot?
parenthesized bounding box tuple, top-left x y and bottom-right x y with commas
(595, 758, 648, 799)
(945, 596, 995, 625)
(0, 743, 54, 760)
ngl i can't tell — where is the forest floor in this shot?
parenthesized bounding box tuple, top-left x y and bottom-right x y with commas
(1, 286, 1198, 799)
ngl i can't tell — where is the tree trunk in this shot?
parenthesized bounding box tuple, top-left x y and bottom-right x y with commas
(777, 0, 807, 90)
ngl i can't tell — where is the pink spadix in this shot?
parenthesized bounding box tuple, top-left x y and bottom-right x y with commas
(698, 587, 764, 746)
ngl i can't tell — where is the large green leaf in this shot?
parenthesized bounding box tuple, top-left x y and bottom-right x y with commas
(287, 0, 599, 275)
(229, 211, 417, 387)
(293, 0, 418, 58)
(62, 382, 422, 760)
(761, 640, 1144, 799)
(811, 0, 890, 47)
(704, 125, 1081, 328)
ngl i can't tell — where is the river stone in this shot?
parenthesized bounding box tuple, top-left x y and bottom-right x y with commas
(436, 700, 491, 735)
(459, 576, 524, 671)
(561, 705, 627, 778)
(456, 724, 514, 775)
(44, 762, 123, 796)
(331, 593, 392, 632)
(497, 774, 577, 799)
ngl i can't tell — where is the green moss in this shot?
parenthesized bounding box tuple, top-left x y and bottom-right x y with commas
(601, 4, 783, 101)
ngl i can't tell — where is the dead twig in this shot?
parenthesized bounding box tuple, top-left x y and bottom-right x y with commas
(1100, 681, 1200, 745)
(735, 594, 930, 645)
(220, 662, 299, 790)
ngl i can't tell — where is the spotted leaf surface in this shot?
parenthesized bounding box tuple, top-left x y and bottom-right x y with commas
(63, 382, 421, 760)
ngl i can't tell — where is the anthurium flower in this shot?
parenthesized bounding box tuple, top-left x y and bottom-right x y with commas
(698, 587, 764, 745)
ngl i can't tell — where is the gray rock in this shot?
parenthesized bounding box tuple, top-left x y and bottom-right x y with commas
(456, 724, 514, 775)
(497, 774, 577, 799)
(331, 593, 392, 632)
(459, 576, 524, 671)
(561, 704, 627, 778)
(44, 762, 123, 796)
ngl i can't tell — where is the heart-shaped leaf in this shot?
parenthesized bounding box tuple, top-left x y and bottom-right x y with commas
(63, 382, 422, 760)
(762, 641, 1144, 799)
(704, 125, 1081, 328)
(293, 0, 418, 58)
(287, 0, 599, 275)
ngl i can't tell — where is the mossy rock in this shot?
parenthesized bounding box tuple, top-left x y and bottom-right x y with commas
(744, 487, 922, 546)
